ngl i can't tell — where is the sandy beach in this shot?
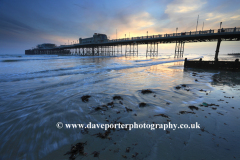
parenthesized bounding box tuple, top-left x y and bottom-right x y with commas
(0, 54, 240, 160)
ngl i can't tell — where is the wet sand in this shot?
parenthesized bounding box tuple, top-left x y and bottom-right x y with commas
(43, 62, 240, 160)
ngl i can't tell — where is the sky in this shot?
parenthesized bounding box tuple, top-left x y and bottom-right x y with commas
(0, 0, 240, 55)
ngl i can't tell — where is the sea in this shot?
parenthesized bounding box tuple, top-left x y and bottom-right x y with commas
(0, 52, 240, 160)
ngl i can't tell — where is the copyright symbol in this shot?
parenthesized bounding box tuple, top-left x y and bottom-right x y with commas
(56, 122, 63, 129)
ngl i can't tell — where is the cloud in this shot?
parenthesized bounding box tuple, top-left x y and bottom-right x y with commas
(230, 15, 240, 20)
(206, 9, 240, 23)
(165, 0, 207, 14)
(0, 0, 240, 54)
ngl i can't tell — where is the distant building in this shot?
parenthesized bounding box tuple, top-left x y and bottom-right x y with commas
(36, 43, 57, 49)
(25, 43, 70, 55)
(79, 33, 108, 44)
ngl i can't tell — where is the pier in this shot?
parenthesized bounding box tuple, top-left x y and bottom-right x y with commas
(25, 27, 240, 60)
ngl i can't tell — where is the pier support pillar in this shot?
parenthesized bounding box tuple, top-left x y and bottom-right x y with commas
(125, 43, 138, 57)
(146, 42, 158, 57)
(92, 47, 94, 56)
(215, 38, 222, 61)
(175, 41, 185, 58)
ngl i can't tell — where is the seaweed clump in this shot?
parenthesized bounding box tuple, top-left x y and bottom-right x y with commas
(154, 114, 169, 118)
(175, 86, 181, 89)
(139, 102, 147, 107)
(188, 106, 199, 111)
(64, 141, 87, 160)
(92, 151, 100, 157)
(81, 95, 91, 102)
(113, 96, 123, 100)
(179, 111, 196, 114)
(107, 102, 114, 107)
(125, 107, 132, 112)
(94, 105, 108, 111)
(95, 129, 111, 139)
(141, 89, 153, 94)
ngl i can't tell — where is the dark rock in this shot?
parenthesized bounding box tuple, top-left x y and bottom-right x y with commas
(181, 84, 187, 87)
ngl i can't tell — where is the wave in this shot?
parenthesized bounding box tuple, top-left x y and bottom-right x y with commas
(0, 56, 203, 83)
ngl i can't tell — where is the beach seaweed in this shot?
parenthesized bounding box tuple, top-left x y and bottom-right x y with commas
(188, 106, 199, 111)
(141, 89, 153, 94)
(81, 95, 91, 102)
(139, 102, 147, 107)
(154, 114, 169, 118)
(64, 141, 87, 160)
(125, 107, 132, 112)
(179, 111, 195, 114)
(113, 96, 123, 100)
(175, 86, 181, 89)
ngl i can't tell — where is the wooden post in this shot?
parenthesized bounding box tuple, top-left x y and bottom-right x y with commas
(215, 38, 221, 61)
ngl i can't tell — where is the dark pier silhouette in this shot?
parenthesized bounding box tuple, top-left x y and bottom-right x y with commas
(25, 27, 240, 70)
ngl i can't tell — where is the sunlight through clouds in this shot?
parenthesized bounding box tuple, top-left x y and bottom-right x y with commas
(0, 0, 240, 54)
(165, 0, 207, 14)
(128, 12, 155, 29)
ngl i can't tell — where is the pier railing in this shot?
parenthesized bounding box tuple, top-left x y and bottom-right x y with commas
(30, 27, 240, 50)
(107, 27, 240, 43)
